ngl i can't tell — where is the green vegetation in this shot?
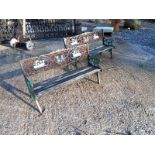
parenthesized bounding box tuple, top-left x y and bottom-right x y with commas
(124, 19, 141, 30)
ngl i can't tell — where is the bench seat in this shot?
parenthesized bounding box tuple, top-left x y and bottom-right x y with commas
(33, 66, 101, 97)
(89, 45, 113, 57)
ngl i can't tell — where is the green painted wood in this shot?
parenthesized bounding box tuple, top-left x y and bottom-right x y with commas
(33, 66, 101, 96)
(89, 46, 113, 57)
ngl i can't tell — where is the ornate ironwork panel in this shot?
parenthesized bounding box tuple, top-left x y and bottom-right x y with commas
(0, 19, 76, 41)
(20, 44, 89, 76)
(64, 31, 104, 48)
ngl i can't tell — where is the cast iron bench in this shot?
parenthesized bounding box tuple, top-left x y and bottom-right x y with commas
(20, 44, 101, 114)
(64, 30, 115, 62)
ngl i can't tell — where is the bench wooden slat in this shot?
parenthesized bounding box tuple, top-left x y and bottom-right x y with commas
(34, 66, 92, 89)
(89, 46, 113, 56)
(33, 66, 101, 96)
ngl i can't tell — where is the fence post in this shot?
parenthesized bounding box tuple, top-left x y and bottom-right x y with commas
(22, 19, 26, 37)
(111, 19, 121, 32)
(74, 20, 81, 35)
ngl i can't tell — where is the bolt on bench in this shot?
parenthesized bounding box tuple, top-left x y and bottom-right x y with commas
(64, 30, 115, 67)
(20, 44, 101, 114)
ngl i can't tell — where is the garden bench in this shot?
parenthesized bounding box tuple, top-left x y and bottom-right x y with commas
(93, 26, 114, 36)
(20, 44, 101, 114)
(64, 30, 115, 63)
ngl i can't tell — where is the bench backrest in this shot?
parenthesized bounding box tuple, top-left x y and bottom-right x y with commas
(64, 31, 104, 49)
(20, 44, 89, 77)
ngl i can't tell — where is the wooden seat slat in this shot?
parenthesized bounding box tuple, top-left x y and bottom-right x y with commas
(34, 66, 100, 96)
(89, 46, 113, 56)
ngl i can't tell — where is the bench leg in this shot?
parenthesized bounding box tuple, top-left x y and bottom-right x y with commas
(35, 99, 43, 114)
(109, 49, 112, 59)
(96, 72, 100, 84)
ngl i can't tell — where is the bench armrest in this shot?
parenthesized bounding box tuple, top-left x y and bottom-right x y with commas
(89, 55, 101, 69)
(103, 38, 115, 48)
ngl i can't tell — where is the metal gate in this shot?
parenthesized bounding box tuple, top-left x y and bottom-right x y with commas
(0, 19, 78, 41)
(0, 19, 19, 41)
(25, 19, 76, 39)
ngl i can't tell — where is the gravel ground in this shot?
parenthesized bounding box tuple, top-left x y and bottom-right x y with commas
(0, 21, 155, 135)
